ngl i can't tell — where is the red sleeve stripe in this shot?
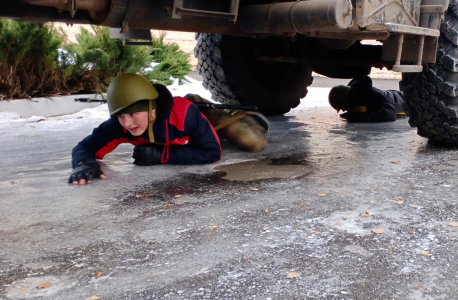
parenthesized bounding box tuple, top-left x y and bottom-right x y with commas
(168, 97, 192, 131)
(169, 137, 190, 145)
(95, 137, 150, 159)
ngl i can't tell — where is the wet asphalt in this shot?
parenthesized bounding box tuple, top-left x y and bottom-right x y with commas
(2, 77, 458, 300)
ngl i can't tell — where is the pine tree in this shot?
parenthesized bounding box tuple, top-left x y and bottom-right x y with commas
(62, 26, 192, 92)
(0, 20, 65, 99)
(0, 22, 192, 99)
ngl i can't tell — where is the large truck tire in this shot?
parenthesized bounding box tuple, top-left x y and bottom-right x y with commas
(401, 1, 458, 144)
(195, 33, 313, 116)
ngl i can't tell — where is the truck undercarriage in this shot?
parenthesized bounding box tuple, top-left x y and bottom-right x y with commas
(3, 0, 458, 144)
(1, 0, 445, 71)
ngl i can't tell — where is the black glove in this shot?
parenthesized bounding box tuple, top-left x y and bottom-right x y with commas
(68, 160, 104, 183)
(340, 112, 369, 122)
(133, 144, 163, 166)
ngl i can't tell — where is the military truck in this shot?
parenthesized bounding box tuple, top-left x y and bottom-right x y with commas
(2, 0, 457, 144)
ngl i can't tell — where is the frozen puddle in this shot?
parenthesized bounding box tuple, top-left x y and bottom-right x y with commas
(215, 159, 315, 181)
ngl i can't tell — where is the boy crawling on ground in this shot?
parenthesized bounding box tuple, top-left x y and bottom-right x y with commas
(69, 73, 269, 185)
(69, 73, 222, 185)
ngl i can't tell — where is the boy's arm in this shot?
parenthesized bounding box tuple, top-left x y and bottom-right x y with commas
(71, 117, 123, 168)
(166, 104, 221, 164)
(367, 106, 397, 122)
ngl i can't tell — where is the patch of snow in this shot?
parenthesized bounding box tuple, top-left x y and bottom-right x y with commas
(6, 275, 73, 299)
(142, 62, 161, 72)
(286, 87, 331, 117)
(326, 211, 372, 236)
(58, 48, 75, 65)
(167, 76, 213, 100)
(0, 112, 21, 123)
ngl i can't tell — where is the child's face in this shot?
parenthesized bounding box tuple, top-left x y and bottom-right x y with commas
(118, 110, 156, 136)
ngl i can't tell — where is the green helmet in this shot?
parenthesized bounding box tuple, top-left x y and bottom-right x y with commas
(107, 73, 159, 116)
(107, 73, 159, 143)
(328, 85, 351, 112)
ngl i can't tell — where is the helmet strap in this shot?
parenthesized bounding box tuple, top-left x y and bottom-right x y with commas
(148, 99, 155, 143)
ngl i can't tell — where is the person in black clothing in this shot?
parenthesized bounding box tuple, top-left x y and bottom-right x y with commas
(328, 76, 404, 122)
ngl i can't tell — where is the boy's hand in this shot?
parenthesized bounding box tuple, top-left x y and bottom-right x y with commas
(69, 160, 106, 185)
(133, 144, 162, 166)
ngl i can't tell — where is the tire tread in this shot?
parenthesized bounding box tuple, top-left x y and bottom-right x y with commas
(402, 0, 458, 144)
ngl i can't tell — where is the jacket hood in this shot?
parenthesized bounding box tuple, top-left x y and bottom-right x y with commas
(348, 76, 373, 90)
(347, 76, 373, 107)
(153, 84, 174, 123)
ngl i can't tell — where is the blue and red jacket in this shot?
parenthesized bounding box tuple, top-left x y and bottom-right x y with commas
(72, 84, 221, 168)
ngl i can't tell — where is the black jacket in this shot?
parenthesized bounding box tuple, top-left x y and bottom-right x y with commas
(342, 76, 404, 122)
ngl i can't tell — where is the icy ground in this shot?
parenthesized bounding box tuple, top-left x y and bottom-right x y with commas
(3, 77, 458, 299)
